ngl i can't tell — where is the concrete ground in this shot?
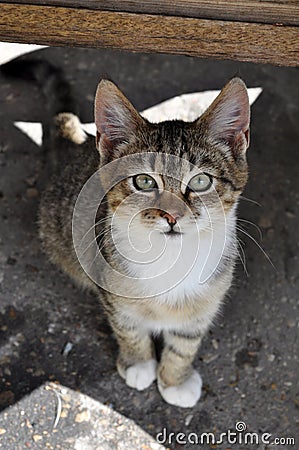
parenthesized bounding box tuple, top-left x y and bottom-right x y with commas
(0, 47, 298, 449)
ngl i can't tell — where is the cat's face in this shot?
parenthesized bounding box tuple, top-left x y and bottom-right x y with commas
(105, 150, 241, 246)
(95, 79, 249, 246)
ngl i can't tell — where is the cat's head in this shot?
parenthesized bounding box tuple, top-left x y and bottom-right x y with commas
(94, 78, 250, 242)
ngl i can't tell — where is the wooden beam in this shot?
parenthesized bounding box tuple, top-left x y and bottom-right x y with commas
(5, 0, 299, 26)
(0, 3, 298, 66)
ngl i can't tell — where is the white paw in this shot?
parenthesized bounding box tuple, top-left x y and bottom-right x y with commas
(126, 359, 157, 391)
(158, 370, 202, 408)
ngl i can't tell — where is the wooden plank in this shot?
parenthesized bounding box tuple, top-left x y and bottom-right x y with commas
(2, 0, 299, 26)
(0, 3, 298, 66)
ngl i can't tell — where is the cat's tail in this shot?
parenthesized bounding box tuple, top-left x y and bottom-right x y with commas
(1, 58, 76, 117)
(1, 58, 89, 150)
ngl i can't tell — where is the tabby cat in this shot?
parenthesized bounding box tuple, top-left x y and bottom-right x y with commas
(4, 61, 250, 407)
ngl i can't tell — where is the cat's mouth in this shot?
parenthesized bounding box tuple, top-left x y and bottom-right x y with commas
(162, 230, 183, 237)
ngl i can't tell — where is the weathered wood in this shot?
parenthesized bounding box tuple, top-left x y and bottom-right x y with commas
(0, 3, 298, 66)
(4, 0, 299, 26)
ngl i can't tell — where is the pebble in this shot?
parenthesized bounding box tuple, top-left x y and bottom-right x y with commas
(184, 414, 193, 426)
(26, 188, 39, 198)
(75, 409, 90, 423)
(0, 428, 6, 435)
(60, 409, 69, 418)
(32, 434, 43, 442)
(258, 215, 272, 228)
(33, 368, 45, 377)
(285, 209, 295, 219)
(202, 353, 218, 364)
(5, 93, 14, 101)
(62, 342, 73, 356)
(212, 339, 219, 350)
(48, 323, 56, 334)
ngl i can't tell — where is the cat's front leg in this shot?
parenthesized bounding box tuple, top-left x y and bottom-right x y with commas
(158, 330, 203, 408)
(110, 319, 157, 391)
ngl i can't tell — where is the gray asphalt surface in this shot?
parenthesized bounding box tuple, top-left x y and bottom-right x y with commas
(0, 47, 298, 449)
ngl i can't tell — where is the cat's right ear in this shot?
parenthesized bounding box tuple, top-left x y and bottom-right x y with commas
(94, 80, 144, 155)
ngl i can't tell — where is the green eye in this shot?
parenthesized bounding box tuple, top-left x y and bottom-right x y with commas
(188, 173, 212, 192)
(133, 174, 157, 191)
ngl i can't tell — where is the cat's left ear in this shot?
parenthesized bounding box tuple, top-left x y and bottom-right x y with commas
(199, 78, 250, 156)
(94, 80, 145, 155)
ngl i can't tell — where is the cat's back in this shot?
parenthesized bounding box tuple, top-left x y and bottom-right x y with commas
(39, 121, 100, 290)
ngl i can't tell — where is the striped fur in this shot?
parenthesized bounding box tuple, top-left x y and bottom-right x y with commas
(39, 77, 250, 407)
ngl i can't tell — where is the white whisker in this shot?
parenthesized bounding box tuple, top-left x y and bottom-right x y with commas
(239, 195, 261, 207)
(235, 238, 248, 276)
(77, 214, 113, 250)
(236, 226, 275, 269)
(237, 218, 263, 241)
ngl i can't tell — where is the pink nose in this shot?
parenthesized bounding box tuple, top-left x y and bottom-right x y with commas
(161, 212, 179, 225)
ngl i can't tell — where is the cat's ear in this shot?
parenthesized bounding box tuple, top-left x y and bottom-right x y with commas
(200, 78, 250, 155)
(94, 80, 144, 154)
